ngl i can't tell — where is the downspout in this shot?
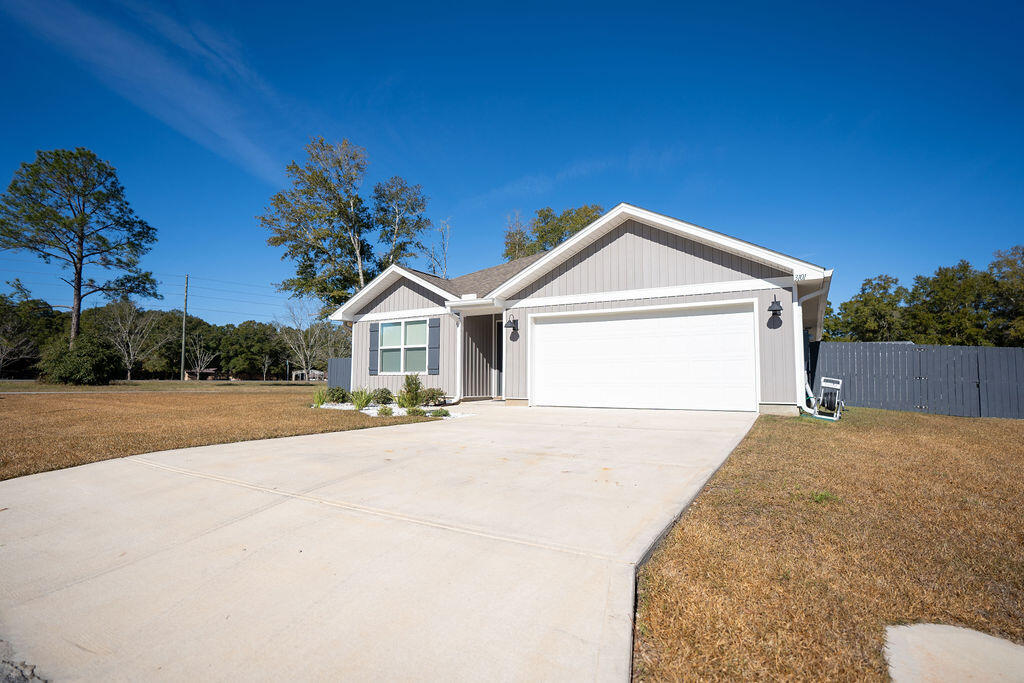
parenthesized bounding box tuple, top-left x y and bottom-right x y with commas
(797, 286, 828, 414)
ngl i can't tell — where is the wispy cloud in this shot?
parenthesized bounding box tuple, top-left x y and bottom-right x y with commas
(462, 142, 690, 210)
(1, 0, 285, 184)
(463, 157, 615, 208)
(626, 142, 688, 175)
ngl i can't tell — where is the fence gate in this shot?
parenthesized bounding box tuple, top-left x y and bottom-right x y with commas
(809, 342, 1023, 419)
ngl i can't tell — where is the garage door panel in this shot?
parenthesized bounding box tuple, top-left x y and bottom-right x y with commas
(530, 306, 756, 411)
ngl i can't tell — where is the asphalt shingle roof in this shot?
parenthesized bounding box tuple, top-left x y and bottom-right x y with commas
(405, 252, 547, 298)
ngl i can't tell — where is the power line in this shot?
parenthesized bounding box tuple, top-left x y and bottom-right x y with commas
(2, 259, 287, 293)
(160, 283, 290, 302)
(187, 274, 285, 290)
(179, 292, 291, 308)
(184, 306, 278, 320)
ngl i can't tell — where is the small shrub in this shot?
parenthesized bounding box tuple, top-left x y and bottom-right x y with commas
(350, 388, 373, 410)
(312, 386, 328, 408)
(402, 374, 423, 405)
(326, 386, 348, 403)
(407, 406, 426, 417)
(371, 387, 394, 405)
(396, 389, 417, 409)
(429, 408, 450, 418)
(421, 387, 446, 406)
(377, 405, 393, 417)
(39, 334, 122, 385)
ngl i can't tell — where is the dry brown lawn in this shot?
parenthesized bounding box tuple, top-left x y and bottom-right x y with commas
(0, 379, 322, 393)
(633, 408, 1024, 681)
(0, 389, 428, 481)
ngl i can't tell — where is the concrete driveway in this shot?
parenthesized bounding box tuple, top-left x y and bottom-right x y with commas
(0, 403, 755, 681)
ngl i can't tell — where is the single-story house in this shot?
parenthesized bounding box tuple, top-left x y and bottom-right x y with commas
(329, 203, 832, 414)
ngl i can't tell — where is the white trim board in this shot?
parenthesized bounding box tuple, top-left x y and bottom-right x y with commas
(507, 277, 791, 310)
(525, 298, 761, 411)
(329, 265, 459, 321)
(489, 203, 829, 300)
(350, 306, 448, 323)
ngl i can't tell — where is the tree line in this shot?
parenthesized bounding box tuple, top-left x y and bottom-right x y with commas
(823, 247, 1023, 347)
(0, 293, 350, 383)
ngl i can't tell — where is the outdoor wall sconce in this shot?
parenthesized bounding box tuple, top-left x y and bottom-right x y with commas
(504, 316, 519, 333)
(768, 296, 783, 317)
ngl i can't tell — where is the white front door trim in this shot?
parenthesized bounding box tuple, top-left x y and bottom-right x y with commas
(526, 298, 761, 410)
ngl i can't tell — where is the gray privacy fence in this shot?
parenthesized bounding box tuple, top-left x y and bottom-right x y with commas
(327, 358, 351, 391)
(809, 342, 1024, 418)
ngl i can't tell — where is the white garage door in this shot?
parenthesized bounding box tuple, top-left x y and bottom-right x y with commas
(530, 304, 757, 411)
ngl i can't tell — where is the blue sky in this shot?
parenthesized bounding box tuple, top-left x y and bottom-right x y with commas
(1, 0, 1022, 325)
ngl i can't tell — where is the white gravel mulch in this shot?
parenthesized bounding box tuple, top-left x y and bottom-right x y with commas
(318, 402, 472, 419)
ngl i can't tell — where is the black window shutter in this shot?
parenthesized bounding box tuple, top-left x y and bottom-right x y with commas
(427, 318, 440, 375)
(368, 323, 379, 376)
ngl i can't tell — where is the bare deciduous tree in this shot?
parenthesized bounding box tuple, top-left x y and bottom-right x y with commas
(275, 301, 328, 380)
(324, 322, 352, 360)
(0, 318, 34, 378)
(186, 333, 219, 381)
(424, 217, 451, 278)
(260, 353, 274, 381)
(102, 300, 173, 380)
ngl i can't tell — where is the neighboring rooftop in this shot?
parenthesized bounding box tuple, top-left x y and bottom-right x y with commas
(405, 252, 547, 298)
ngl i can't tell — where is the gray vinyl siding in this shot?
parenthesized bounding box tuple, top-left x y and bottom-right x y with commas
(462, 314, 494, 398)
(511, 220, 787, 300)
(351, 315, 459, 395)
(503, 287, 796, 404)
(356, 279, 446, 316)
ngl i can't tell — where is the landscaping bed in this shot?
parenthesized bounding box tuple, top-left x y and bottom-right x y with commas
(633, 408, 1024, 680)
(312, 378, 465, 419)
(319, 402, 469, 419)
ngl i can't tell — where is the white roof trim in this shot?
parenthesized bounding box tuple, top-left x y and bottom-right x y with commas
(487, 203, 829, 300)
(506, 276, 792, 310)
(328, 264, 459, 321)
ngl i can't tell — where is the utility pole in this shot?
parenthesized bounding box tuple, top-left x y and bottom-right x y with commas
(180, 274, 188, 381)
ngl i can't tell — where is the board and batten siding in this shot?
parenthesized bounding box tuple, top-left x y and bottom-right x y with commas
(510, 220, 788, 300)
(351, 315, 459, 394)
(356, 279, 446, 316)
(503, 287, 796, 404)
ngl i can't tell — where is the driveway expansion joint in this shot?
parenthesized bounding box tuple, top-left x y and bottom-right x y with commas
(131, 457, 619, 562)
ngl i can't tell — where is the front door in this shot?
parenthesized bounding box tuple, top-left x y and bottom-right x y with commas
(462, 315, 494, 398)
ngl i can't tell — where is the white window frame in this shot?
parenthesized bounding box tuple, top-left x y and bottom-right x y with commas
(379, 318, 429, 375)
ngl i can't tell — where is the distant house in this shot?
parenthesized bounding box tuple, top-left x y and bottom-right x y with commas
(330, 203, 833, 414)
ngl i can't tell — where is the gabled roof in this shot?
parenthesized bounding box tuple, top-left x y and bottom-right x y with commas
(329, 203, 832, 322)
(487, 203, 830, 300)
